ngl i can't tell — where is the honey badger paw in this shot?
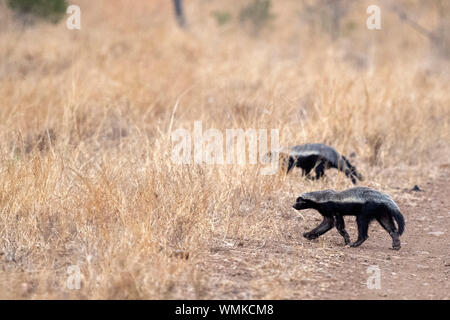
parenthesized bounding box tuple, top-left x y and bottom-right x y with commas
(349, 242, 362, 247)
(303, 232, 318, 240)
(349, 237, 368, 247)
(391, 237, 401, 250)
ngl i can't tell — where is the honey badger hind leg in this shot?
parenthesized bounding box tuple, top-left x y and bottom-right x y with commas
(349, 215, 370, 247)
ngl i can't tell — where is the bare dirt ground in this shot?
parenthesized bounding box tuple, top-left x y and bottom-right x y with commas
(203, 165, 450, 300)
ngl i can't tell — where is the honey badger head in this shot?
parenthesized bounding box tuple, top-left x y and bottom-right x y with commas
(292, 197, 313, 210)
(293, 190, 336, 210)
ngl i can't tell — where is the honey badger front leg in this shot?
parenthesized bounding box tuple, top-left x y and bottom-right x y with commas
(303, 216, 334, 240)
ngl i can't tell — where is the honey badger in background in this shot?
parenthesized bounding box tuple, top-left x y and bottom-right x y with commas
(267, 143, 363, 184)
(293, 187, 405, 250)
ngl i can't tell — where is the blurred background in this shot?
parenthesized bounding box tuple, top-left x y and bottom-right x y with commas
(0, 0, 449, 152)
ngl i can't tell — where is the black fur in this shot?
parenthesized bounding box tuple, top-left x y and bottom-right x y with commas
(285, 143, 363, 184)
(293, 187, 405, 250)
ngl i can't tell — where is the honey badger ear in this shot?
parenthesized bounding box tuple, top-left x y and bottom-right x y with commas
(296, 196, 304, 202)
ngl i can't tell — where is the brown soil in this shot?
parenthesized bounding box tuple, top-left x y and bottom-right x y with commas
(203, 167, 450, 300)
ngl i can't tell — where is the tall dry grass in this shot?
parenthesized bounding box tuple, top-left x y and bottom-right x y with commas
(0, 0, 449, 298)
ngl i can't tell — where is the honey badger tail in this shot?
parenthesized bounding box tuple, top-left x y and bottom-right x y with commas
(391, 208, 405, 235)
(341, 155, 363, 182)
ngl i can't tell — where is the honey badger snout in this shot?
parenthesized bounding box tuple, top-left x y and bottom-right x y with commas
(292, 202, 301, 210)
(293, 197, 309, 210)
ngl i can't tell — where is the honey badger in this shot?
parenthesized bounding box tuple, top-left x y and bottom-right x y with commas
(289, 144, 363, 183)
(268, 144, 362, 184)
(293, 187, 405, 250)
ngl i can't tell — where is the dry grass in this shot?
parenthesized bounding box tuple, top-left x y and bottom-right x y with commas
(0, 0, 449, 299)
